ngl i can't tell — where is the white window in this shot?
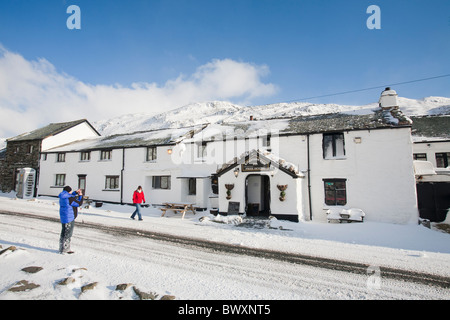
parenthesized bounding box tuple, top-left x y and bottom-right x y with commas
(80, 151, 91, 161)
(105, 176, 119, 190)
(152, 176, 171, 190)
(57, 153, 66, 162)
(197, 142, 207, 159)
(146, 147, 157, 161)
(100, 150, 112, 160)
(55, 174, 66, 186)
(323, 133, 345, 159)
(324, 179, 347, 206)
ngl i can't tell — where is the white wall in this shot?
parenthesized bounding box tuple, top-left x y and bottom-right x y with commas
(41, 122, 99, 151)
(218, 166, 304, 220)
(38, 124, 418, 224)
(39, 149, 124, 203)
(413, 140, 450, 168)
(308, 128, 418, 224)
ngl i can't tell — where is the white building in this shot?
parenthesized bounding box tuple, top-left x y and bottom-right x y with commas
(411, 116, 450, 222)
(0, 119, 100, 195)
(38, 89, 419, 224)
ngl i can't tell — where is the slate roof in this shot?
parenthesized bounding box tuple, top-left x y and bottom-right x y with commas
(282, 110, 410, 135)
(410, 115, 450, 139)
(45, 126, 204, 152)
(43, 109, 413, 152)
(210, 108, 412, 141)
(216, 149, 304, 179)
(7, 119, 99, 142)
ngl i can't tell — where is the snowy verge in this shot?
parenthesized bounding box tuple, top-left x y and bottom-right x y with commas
(1, 193, 449, 278)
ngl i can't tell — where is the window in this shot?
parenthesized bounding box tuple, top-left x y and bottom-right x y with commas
(55, 174, 66, 187)
(188, 178, 196, 195)
(211, 174, 218, 195)
(436, 153, 450, 168)
(413, 153, 427, 161)
(324, 179, 347, 206)
(100, 150, 112, 160)
(146, 147, 157, 161)
(198, 142, 207, 159)
(41, 154, 47, 161)
(80, 151, 91, 161)
(262, 135, 271, 151)
(57, 153, 66, 162)
(152, 176, 171, 190)
(105, 176, 119, 190)
(323, 133, 345, 159)
(27, 145, 34, 154)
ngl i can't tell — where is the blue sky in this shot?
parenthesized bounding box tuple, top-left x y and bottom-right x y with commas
(0, 0, 449, 137)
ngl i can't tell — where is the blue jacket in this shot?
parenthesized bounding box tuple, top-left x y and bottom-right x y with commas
(59, 190, 80, 223)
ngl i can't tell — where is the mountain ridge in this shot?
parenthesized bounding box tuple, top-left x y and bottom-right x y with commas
(94, 96, 450, 136)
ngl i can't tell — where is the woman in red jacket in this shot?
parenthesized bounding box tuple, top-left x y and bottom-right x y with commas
(131, 186, 146, 221)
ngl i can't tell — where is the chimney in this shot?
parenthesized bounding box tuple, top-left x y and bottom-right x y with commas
(378, 87, 412, 126)
(379, 87, 399, 110)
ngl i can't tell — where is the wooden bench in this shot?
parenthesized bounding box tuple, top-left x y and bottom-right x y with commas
(160, 202, 196, 219)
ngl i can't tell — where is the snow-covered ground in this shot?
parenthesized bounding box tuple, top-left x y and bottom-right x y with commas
(1, 192, 449, 300)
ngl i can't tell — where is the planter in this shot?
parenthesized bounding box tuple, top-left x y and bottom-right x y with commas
(225, 184, 234, 200)
(277, 185, 288, 202)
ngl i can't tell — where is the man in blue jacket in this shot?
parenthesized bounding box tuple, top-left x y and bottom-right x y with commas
(58, 186, 83, 254)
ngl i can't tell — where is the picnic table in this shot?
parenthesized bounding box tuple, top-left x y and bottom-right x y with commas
(160, 202, 197, 219)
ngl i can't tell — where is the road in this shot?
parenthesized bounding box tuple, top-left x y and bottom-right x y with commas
(1, 210, 449, 300)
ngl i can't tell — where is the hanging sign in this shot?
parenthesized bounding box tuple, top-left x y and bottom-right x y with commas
(241, 162, 271, 172)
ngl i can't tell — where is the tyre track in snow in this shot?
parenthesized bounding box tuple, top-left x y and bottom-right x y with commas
(1, 210, 449, 290)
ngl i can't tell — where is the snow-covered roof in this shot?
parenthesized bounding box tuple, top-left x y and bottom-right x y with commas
(410, 115, 450, 139)
(7, 119, 99, 142)
(216, 149, 304, 179)
(413, 161, 437, 176)
(44, 108, 414, 153)
(45, 126, 202, 152)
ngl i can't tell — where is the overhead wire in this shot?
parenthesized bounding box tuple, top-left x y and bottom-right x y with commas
(281, 74, 450, 104)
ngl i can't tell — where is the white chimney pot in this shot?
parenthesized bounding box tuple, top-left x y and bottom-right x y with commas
(379, 87, 399, 110)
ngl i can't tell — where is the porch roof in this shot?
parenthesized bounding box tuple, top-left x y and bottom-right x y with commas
(216, 149, 304, 179)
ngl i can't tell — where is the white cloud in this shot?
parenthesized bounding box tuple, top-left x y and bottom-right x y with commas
(0, 48, 277, 138)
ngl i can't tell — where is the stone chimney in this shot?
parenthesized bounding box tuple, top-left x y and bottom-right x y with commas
(378, 87, 412, 126)
(379, 87, 399, 110)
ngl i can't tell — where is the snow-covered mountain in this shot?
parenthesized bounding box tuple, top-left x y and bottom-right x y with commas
(94, 96, 450, 136)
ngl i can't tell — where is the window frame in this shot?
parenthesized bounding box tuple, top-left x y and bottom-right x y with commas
(55, 174, 66, 187)
(197, 142, 207, 159)
(435, 152, 450, 168)
(323, 179, 347, 206)
(152, 176, 171, 190)
(57, 153, 66, 163)
(323, 133, 346, 160)
(80, 151, 91, 161)
(188, 178, 196, 195)
(104, 175, 120, 190)
(413, 153, 427, 161)
(100, 149, 112, 161)
(146, 147, 157, 162)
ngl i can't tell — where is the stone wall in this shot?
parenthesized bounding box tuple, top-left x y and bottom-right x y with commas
(0, 140, 41, 193)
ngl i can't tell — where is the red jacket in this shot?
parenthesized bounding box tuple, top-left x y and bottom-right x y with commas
(133, 190, 146, 204)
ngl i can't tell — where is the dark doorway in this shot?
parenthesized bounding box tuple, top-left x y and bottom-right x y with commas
(245, 175, 271, 217)
(78, 175, 87, 196)
(417, 182, 450, 222)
